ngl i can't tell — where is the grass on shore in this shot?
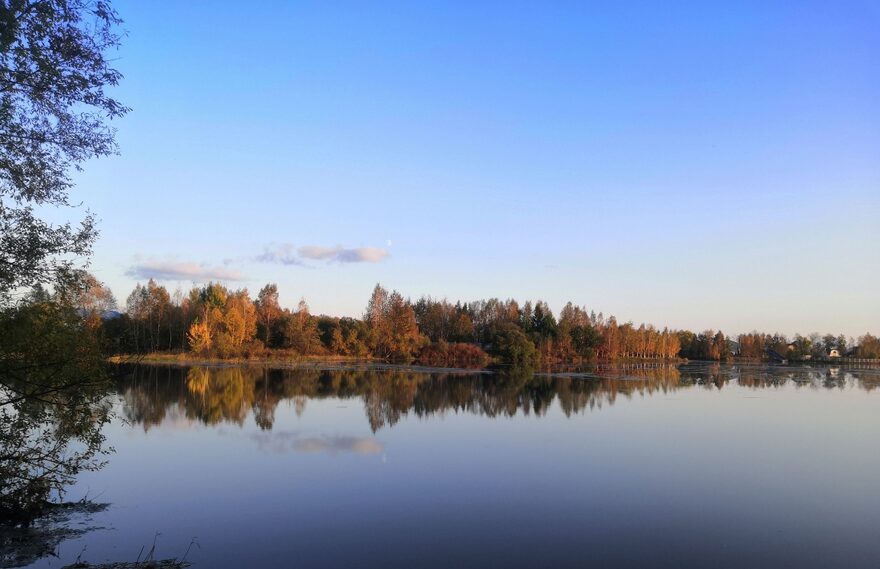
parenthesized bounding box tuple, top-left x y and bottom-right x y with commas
(107, 351, 375, 367)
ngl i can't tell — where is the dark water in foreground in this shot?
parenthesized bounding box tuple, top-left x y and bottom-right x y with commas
(17, 363, 880, 568)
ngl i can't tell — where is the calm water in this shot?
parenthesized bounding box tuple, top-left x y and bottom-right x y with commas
(16, 363, 880, 568)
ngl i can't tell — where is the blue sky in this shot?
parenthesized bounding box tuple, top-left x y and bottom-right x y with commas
(70, 0, 879, 336)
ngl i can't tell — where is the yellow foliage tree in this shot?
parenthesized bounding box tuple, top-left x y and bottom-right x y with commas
(187, 320, 212, 354)
(223, 291, 257, 349)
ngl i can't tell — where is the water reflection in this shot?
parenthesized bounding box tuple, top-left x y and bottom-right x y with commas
(116, 363, 880, 433)
(17, 362, 879, 569)
(249, 431, 384, 455)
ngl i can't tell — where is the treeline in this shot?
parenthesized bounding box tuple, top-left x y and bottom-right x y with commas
(88, 278, 880, 365)
(102, 281, 683, 365)
(737, 331, 862, 360)
(678, 330, 879, 361)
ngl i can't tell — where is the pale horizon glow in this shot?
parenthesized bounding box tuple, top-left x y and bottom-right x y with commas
(72, 1, 878, 337)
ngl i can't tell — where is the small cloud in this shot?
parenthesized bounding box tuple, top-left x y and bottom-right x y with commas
(126, 260, 245, 282)
(340, 247, 389, 263)
(303, 245, 389, 263)
(255, 243, 304, 266)
(297, 245, 339, 261)
(257, 243, 390, 265)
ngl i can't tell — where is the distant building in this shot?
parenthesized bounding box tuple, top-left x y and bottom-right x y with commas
(786, 343, 798, 352)
(828, 348, 841, 358)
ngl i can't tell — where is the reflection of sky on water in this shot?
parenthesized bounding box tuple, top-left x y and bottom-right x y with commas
(249, 431, 384, 455)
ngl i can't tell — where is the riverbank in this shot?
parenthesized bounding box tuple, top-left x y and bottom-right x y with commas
(727, 356, 880, 367)
(112, 352, 880, 372)
(108, 353, 706, 378)
(106, 352, 501, 375)
(108, 352, 377, 367)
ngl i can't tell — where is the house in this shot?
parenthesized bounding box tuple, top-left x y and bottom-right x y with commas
(828, 348, 841, 358)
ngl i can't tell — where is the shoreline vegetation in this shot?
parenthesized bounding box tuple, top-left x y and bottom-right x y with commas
(108, 352, 379, 367)
(90, 280, 879, 368)
(107, 352, 880, 371)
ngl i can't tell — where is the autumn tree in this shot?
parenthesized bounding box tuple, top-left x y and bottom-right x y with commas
(365, 284, 389, 329)
(711, 331, 730, 361)
(737, 332, 766, 360)
(857, 334, 880, 359)
(599, 316, 621, 359)
(255, 283, 281, 346)
(220, 289, 258, 353)
(365, 284, 390, 356)
(125, 279, 173, 352)
(146, 280, 171, 350)
(365, 285, 425, 361)
(185, 284, 259, 357)
(385, 292, 425, 361)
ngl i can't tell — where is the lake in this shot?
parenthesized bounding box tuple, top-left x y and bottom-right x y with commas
(13, 362, 880, 568)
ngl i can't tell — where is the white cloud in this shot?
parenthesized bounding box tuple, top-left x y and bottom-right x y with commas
(297, 245, 338, 261)
(125, 260, 245, 282)
(301, 245, 389, 263)
(257, 243, 390, 265)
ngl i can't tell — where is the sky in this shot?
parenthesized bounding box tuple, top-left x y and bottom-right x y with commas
(69, 0, 879, 337)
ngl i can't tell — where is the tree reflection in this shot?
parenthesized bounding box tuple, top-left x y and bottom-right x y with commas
(114, 363, 880, 434)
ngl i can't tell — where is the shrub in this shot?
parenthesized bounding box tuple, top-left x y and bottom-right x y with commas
(417, 341, 489, 368)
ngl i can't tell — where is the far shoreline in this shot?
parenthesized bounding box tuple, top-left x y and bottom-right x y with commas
(107, 353, 880, 375)
(107, 353, 494, 375)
